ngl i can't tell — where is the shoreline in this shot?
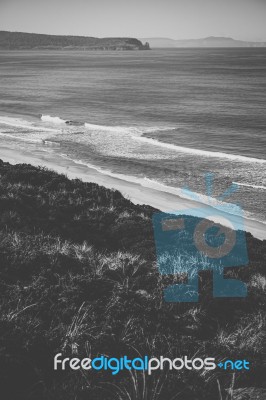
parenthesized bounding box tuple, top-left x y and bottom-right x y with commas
(0, 144, 265, 241)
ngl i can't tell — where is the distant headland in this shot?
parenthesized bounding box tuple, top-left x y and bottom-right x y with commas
(0, 31, 150, 51)
(139, 36, 266, 48)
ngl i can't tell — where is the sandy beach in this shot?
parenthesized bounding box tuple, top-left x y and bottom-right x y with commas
(1, 144, 265, 241)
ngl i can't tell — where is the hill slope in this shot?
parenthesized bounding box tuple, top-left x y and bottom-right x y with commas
(140, 36, 266, 48)
(0, 31, 150, 50)
(0, 159, 265, 399)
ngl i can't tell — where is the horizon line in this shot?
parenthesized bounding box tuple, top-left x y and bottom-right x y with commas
(2, 30, 266, 43)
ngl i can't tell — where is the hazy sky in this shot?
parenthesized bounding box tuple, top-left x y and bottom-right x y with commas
(1, 0, 266, 41)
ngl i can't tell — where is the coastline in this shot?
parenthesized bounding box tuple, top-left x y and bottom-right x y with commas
(1, 144, 265, 241)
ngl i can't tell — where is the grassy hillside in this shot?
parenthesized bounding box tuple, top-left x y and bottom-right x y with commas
(0, 31, 150, 50)
(0, 159, 265, 400)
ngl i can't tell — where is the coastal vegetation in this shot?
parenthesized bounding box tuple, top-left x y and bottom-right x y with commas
(0, 31, 150, 51)
(0, 159, 265, 400)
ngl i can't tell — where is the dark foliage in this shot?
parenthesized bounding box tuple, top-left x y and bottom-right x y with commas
(0, 31, 150, 50)
(0, 159, 265, 400)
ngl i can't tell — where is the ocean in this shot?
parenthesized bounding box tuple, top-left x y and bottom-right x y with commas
(0, 48, 265, 224)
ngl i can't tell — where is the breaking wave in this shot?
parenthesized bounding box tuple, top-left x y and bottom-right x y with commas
(84, 122, 175, 136)
(233, 182, 266, 190)
(1, 115, 266, 166)
(0, 116, 58, 132)
(41, 115, 67, 124)
(134, 136, 266, 164)
(38, 114, 175, 135)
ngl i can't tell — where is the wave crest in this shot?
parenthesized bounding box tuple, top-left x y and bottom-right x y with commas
(233, 182, 266, 190)
(41, 115, 66, 124)
(135, 136, 266, 164)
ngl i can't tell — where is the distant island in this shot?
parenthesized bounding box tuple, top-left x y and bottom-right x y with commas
(139, 36, 266, 48)
(0, 31, 150, 51)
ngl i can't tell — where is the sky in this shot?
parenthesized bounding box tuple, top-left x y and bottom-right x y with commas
(1, 0, 266, 41)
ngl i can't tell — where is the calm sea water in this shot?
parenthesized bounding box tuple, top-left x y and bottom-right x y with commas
(0, 49, 265, 223)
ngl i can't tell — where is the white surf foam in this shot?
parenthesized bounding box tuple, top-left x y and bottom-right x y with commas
(58, 153, 142, 184)
(134, 136, 266, 164)
(41, 115, 66, 124)
(40, 115, 176, 136)
(84, 122, 175, 136)
(0, 132, 43, 143)
(60, 155, 266, 231)
(58, 154, 244, 218)
(0, 116, 58, 132)
(142, 177, 244, 216)
(233, 182, 266, 190)
(2, 114, 266, 166)
(40, 116, 161, 134)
